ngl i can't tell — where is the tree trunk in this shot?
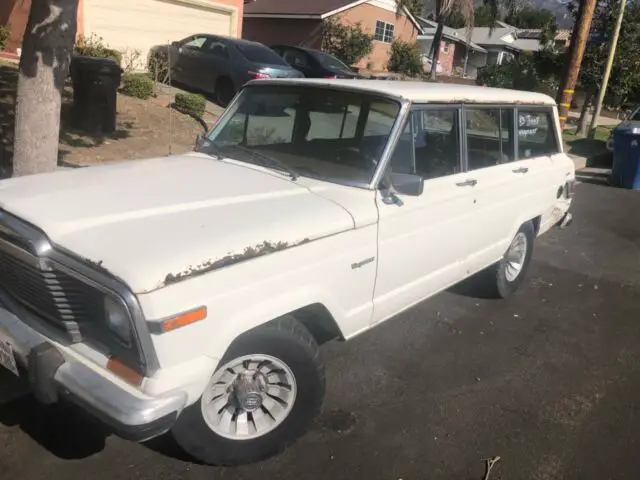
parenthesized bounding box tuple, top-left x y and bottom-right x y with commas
(430, 20, 444, 81)
(577, 88, 594, 137)
(12, 0, 78, 177)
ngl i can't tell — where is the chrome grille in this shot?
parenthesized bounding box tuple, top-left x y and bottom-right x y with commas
(0, 247, 105, 336)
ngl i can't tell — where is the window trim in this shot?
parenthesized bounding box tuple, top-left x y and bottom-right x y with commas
(374, 20, 395, 44)
(392, 104, 465, 179)
(460, 104, 517, 171)
(515, 105, 561, 158)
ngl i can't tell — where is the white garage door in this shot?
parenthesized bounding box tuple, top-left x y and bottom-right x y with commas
(84, 0, 235, 69)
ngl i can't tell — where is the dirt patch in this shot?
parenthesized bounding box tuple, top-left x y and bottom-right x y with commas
(0, 64, 218, 173)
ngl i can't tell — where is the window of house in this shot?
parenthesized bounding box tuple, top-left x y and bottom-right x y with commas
(389, 108, 462, 180)
(465, 108, 515, 170)
(441, 43, 450, 54)
(517, 109, 559, 158)
(374, 20, 394, 43)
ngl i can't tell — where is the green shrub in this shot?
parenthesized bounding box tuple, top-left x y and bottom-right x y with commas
(321, 17, 373, 66)
(387, 40, 423, 76)
(477, 64, 513, 88)
(120, 72, 155, 99)
(0, 26, 9, 51)
(174, 92, 206, 117)
(74, 33, 122, 65)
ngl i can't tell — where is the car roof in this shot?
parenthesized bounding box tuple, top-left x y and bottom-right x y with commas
(247, 78, 557, 106)
(191, 34, 267, 48)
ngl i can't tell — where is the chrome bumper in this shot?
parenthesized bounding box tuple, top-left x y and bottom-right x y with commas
(0, 307, 187, 442)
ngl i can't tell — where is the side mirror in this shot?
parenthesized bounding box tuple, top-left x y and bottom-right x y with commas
(391, 172, 424, 196)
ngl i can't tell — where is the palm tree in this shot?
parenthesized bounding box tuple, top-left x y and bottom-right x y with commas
(425, 0, 516, 80)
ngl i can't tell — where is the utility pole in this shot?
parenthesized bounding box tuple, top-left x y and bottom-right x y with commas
(588, 0, 627, 138)
(556, 0, 598, 130)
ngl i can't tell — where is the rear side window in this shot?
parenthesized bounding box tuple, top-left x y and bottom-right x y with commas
(236, 43, 288, 65)
(517, 109, 559, 158)
(465, 108, 515, 171)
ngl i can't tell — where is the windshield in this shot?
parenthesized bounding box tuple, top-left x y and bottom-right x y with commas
(201, 85, 402, 186)
(630, 107, 640, 121)
(311, 51, 352, 72)
(236, 43, 288, 65)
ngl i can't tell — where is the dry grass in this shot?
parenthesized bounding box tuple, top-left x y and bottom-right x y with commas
(0, 64, 213, 174)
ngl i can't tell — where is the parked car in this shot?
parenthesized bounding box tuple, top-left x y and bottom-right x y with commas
(270, 45, 360, 79)
(0, 79, 575, 467)
(606, 104, 640, 151)
(148, 34, 304, 106)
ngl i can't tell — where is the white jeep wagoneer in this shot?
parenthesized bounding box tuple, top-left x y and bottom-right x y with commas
(0, 79, 574, 465)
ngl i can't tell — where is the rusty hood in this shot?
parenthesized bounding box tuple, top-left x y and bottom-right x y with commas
(0, 153, 356, 293)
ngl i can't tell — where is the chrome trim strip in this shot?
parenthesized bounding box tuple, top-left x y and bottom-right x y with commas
(369, 99, 412, 189)
(0, 210, 160, 375)
(0, 210, 52, 257)
(0, 236, 44, 268)
(49, 248, 160, 375)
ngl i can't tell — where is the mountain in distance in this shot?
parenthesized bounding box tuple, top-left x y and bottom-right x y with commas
(531, 0, 574, 28)
(421, 0, 574, 28)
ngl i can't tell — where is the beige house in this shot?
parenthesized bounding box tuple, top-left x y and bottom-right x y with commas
(2, 0, 245, 67)
(243, 0, 423, 72)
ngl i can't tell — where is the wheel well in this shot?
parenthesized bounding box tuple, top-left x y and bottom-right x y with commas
(216, 75, 233, 88)
(289, 303, 344, 345)
(531, 215, 541, 235)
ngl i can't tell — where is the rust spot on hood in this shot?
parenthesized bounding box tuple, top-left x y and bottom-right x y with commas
(163, 238, 310, 286)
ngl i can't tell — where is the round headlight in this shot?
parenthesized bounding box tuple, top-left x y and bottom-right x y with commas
(104, 296, 132, 343)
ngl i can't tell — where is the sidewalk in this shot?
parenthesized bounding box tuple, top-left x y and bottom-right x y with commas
(567, 110, 621, 127)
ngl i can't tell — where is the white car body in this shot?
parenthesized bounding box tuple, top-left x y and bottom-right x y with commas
(0, 79, 574, 453)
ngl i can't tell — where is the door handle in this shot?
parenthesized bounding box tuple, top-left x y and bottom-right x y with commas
(456, 179, 477, 187)
(512, 167, 529, 174)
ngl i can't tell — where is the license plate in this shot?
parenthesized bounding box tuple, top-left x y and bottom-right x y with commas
(0, 340, 18, 377)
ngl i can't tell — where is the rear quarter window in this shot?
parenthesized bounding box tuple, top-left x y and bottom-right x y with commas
(517, 109, 559, 158)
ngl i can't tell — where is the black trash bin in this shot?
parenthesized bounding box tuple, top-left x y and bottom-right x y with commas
(69, 56, 123, 134)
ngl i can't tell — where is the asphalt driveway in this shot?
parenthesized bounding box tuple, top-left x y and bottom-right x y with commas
(1, 182, 640, 480)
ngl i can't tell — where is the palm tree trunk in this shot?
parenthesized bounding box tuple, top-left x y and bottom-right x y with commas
(13, 0, 79, 176)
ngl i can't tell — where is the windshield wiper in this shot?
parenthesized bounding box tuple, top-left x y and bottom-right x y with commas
(228, 144, 299, 181)
(194, 135, 225, 160)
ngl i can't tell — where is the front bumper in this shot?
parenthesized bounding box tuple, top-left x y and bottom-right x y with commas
(0, 306, 187, 442)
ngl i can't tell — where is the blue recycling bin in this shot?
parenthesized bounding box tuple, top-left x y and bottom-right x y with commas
(612, 129, 640, 189)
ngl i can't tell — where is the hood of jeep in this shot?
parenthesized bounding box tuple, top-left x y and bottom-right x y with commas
(0, 154, 355, 293)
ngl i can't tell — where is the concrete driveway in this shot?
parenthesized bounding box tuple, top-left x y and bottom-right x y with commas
(2, 182, 640, 479)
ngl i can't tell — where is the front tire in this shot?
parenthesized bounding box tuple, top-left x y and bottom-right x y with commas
(487, 221, 535, 299)
(171, 315, 325, 466)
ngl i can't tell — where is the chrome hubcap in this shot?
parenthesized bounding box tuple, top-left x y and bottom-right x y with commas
(201, 354, 297, 440)
(504, 232, 528, 282)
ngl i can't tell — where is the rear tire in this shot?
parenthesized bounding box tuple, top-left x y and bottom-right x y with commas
(171, 315, 325, 466)
(215, 77, 235, 107)
(486, 221, 535, 299)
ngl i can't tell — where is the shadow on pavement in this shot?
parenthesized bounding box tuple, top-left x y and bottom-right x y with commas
(0, 371, 109, 460)
(143, 433, 201, 464)
(447, 270, 499, 300)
